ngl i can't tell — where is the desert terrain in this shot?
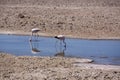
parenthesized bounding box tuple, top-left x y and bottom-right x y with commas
(0, 53, 120, 80)
(0, 0, 120, 39)
(0, 0, 120, 80)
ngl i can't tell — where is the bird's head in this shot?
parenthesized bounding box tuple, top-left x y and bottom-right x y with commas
(54, 36, 58, 39)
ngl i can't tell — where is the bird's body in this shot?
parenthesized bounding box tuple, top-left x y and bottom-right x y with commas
(30, 28, 40, 41)
(31, 28, 40, 33)
(54, 35, 65, 40)
(54, 35, 66, 48)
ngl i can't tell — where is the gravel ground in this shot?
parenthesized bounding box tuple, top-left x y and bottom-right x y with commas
(0, 5, 120, 39)
(0, 53, 120, 80)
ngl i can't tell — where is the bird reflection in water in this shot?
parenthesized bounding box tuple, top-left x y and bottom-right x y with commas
(54, 43, 66, 57)
(54, 35, 66, 48)
(29, 40, 40, 54)
(54, 35, 67, 57)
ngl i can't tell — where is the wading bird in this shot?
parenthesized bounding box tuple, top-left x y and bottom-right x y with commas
(54, 35, 66, 48)
(29, 28, 40, 41)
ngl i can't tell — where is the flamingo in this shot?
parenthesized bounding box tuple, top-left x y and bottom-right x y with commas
(54, 35, 66, 48)
(29, 28, 40, 41)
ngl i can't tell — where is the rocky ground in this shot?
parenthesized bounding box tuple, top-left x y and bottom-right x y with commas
(0, 1, 120, 39)
(0, 53, 120, 80)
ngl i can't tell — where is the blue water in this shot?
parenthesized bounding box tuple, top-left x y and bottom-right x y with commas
(0, 34, 120, 65)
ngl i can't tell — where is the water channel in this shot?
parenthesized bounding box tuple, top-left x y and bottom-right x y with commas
(0, 34, 120, 65)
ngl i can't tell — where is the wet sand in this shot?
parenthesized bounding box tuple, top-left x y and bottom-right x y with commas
(0, 53, 120, 80)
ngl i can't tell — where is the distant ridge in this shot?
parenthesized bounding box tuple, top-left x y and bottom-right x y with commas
(0, 0, 120, 7)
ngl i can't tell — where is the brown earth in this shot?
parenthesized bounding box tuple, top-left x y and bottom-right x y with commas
(0, 53, 120, 80)
(0, 0, 120, 7)
(0, 0, 120, 39)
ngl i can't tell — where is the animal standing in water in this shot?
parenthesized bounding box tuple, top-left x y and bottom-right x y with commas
(29, 28, 40, 41)
(54, 35, 66, 48)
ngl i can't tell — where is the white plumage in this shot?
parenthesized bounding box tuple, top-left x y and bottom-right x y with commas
(31, 28, 40, 33)
(30, 28, 40, 41)
(54, 35, 66, 47)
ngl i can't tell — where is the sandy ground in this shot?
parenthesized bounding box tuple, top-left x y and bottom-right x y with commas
(0, 53, 120, 80)
(0, 5, 120, 39)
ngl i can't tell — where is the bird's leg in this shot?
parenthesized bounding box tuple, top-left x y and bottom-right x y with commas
(60, 40, 62, 48)
(29, 40, 33, 50)
(34, 33, 36, 41)
(37, 33, 39, 40)
(34, 33, 37, 40)
(63, 40, 66, 48)
(35, 33, 38, 41)
(30, 32, 33, 41)
(55, 40, 59, 48)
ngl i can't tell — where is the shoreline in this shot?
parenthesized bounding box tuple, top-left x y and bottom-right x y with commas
(0, 30, 120, 40)
(0, 53, 120, 80)
(1, 5, 120, 40)
(1, 53, 120, 69)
